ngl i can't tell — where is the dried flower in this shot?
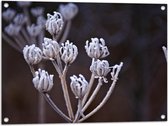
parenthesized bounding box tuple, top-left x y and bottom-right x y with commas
(85, 38, 109, 59)
(33, 69, 54, 92)
(59, 3, 78, 21)
(4, 23, 21, 36)
(46, 11, 64, 36)
(13, 14, 27, 26)
(23, 44, 43, 65)
(2, 8, 16, 22)
(42, 37, 60, 60)
(27, 24, 42, 37)
(17, 1, 31, 7)
(90, 59, 111, 83)
(111, 62, 123, 80)
(70, 74, 88, 99)
(31, 7, 44, 17)
(60, 40, 78, 64)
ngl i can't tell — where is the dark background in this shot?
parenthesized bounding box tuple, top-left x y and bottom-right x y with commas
(2, 1, 167, 124)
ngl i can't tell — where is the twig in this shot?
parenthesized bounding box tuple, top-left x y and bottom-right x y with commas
(78, 78, 118, 122)
(82, 73, 95, 106)
(82, 78, 103, 112)
(42, 92, 72, 122)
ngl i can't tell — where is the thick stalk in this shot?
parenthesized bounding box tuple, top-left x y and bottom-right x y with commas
(82, 78, 103, 112)
(59, 65, 74, 119)
(42, 93, 72, 122)
(78, 79, 117, 122)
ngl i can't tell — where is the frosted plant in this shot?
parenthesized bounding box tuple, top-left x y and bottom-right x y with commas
(3, 2, 123, 123)
(162, 46, 167, 61)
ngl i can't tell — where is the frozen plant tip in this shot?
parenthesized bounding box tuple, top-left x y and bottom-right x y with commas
(85, 38, 109, 59)
(46, 12, 64, 36)
(70, 74, 88, 99)
(111, 62, 123, 80)
(23, 44, 43, 65)
(42, 37, 60, 60)
(60, 40, 78, 64)
(33, 69, 54, 92)
(90, 59, 111, 83)
(59, 3, 78, 21)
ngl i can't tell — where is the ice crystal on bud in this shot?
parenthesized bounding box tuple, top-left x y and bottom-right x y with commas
(2, 8, 16, 22)
(70, 74, 88, 99)
(4, 24, 21, 36)
(42, 37, 60, 60)
(33, 69, 54, 92)
(13, 14, 27, 26)
(46, 11, 64, 36)
(111, 62, 123, 80)
(90, 59, 111, 83)
(59, 3, 78, 20)
(27, 24, 42, 37)
(23, 44, 43, 65)
(60, 40, 78, 64)
(85, 38, 109, 59)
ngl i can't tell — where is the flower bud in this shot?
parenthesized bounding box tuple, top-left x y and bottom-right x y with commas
(85, 38, 109, 59)
(33, 69, 54, 92)
(70, 74, 88, 99)
(13, 14, 27, 26)
(42, 37, 60, 60)
(27, 24, 42, 37)
(4, 23, 21, 36)
(60, 40, 78, 64)
(46, 11, 64, 36)
(111, 62, 123, 80)
(2, 8, 16, 22)
(23, 44, 43, 65)
(90, 59, 111, 83)
(59, 3, 78, 20)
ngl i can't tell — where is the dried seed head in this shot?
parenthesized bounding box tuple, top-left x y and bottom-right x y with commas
(59, 3, 78, 20)
(13, 14, 27, 26)
(70, 74, 88, 99)
(4, 23, 21, 36)
(23, 44, 43, 65)
(60, 40, 78, 64)
(42, 37, 60, 60)
(46, 11, 64, 36)
(31, 7, 44, 17)
(2, 8, 16, 22)
(17, 1, 31, 7)
(33, 69, 54, 92)
(111, 62, 123, 80)
(85, 38, 109, 59)
(90, 59, 111, 83)
(27, 24, 42, 37)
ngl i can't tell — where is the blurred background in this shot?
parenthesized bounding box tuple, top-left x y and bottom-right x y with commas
(2, 1, 167, 124)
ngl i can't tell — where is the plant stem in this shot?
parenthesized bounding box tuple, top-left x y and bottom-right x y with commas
(82, 78, 103, 112)
(82, 73, 95, 106)
(78, 79, 117, 122)
(73, 98, 82, 123)
(52, 60, 61, 75)
(60, 65, 74, 120)
(42, 92, 72, 122)
(21, 28, 31, 44)
(23, 7, 31, 25)
(60, 21, 71, 43)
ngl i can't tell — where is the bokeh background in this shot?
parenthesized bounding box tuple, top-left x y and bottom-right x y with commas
(2, 1, 167, 124)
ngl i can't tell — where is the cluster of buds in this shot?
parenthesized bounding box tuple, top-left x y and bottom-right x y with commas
(46, 12, 64, 36)
(32, 69, 54, 92)
(70, 74, 88, 99)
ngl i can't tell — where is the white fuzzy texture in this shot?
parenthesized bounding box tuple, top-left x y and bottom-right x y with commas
(42, 37, 60, 60)
(13, 14, 28, 26)
(59, 3, 78, 20)
(23, 44, 42, 65)
(4, 23, 21, 36)
(90, 59, 111, 83)
(85, 38, 109, 59)
(46, 11, 64, 35)
(32, 69, 54, 92)
(111, 62, 123, 80)
(70, 74, 88, 99)
(60, 40, 78, 64)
